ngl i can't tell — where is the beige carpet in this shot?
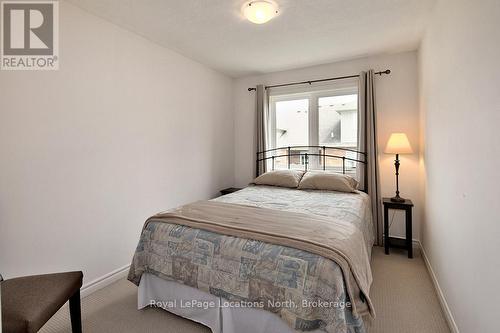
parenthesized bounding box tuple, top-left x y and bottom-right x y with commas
(40, 246, 450, 333)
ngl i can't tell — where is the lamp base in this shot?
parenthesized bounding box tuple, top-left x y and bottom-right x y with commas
(390, 195, 406, 203)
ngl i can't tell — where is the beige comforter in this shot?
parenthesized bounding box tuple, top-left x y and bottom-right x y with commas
(147, 200, 374, 317)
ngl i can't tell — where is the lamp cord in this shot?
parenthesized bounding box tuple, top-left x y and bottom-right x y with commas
(389, 210, 397, 229)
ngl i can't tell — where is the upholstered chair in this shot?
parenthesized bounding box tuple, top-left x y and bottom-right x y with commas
(0, 271, 83, 333)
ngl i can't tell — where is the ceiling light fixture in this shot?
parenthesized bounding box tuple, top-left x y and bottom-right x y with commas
(243, 1, 278, 24)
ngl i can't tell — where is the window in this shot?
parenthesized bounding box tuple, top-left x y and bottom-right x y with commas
(275, 99, 309, 147)
(269, 84, 358, 174)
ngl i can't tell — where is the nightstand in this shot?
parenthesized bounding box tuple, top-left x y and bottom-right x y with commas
(220, 187, 243, 196)
(383, 198, 414, 258)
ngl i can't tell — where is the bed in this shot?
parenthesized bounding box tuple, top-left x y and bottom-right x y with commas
(129, 185, 374, 333)
(128, 146, 375, 333)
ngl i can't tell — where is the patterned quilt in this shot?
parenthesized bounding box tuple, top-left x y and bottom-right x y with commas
(128, 185, 374, 333)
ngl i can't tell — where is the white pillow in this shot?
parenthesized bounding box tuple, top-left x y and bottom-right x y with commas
(253, 170, 305, 188)
(298, 171, 358, 193)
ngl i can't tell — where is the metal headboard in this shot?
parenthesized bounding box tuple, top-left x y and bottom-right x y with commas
(256, 145, 368, 192)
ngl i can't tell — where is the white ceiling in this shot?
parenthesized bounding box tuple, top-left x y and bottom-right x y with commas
(66, 0, 436, 78)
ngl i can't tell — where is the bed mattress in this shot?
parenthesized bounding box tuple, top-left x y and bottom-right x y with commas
(215, 185, 374, 257)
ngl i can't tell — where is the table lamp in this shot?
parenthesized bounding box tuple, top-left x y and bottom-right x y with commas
(385, 133, 413, 202)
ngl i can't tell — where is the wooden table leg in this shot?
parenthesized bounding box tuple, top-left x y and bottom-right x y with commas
(406, 207, 413, 258)
(384, 205, 389, 255)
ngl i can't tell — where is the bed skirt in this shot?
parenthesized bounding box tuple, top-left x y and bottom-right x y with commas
(138, 273, 324, 333)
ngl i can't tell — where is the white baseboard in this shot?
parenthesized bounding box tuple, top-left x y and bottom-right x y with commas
(81, 264, 130, 298)
(417, 241, 459, 333)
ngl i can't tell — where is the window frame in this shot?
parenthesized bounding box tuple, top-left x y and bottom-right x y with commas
(269, 85, 359, 151)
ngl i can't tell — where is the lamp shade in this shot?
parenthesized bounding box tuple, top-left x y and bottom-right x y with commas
(384, 133, 413, 154)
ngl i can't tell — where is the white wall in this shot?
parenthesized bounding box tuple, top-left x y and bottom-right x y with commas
(419, 0, 500, 331)
(0, 2, 234, 284)
(233, 51, 422, 239)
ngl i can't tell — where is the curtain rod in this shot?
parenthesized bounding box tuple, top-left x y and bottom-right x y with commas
(247, 69, 391, 92)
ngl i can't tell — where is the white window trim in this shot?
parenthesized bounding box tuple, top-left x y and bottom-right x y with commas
(268, 83, 359, 171)
(269, 85, 358, 149)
